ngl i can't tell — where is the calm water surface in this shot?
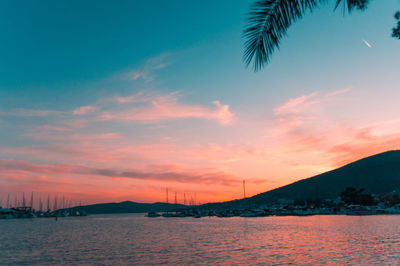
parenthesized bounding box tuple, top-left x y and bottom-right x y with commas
(1, 214, 400, 265)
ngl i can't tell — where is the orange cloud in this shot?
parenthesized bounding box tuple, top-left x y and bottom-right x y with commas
(329, 127, 400, 167)
(2, 86, 399, 204)
(0, 159, 244, 186)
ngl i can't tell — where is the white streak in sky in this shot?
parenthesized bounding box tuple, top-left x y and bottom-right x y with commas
(362, 39, 372, 48)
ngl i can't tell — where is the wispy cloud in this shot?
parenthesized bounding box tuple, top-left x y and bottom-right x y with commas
(268, 88, 400, 169)
(125, 53, 171, 82)
(0, 159, 244, 186)
(72, 105, 98, 115)
(0, 89, 233, 128)
(326, 87, 351, 97)
(0, 109, 64, 117)
(272, 88, 351, 134)
(99, 91, 234, 125)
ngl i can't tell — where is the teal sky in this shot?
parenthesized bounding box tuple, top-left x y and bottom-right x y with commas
(0, 0, 399, 204)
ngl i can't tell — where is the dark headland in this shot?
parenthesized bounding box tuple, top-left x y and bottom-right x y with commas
(211, 149, 400, 209)
(71, 201, 185, 215)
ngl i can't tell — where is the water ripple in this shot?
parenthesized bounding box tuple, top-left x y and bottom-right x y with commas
(1, 215, 400, 265)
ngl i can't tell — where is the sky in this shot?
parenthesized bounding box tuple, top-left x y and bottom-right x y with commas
(0, 0, 400, 206)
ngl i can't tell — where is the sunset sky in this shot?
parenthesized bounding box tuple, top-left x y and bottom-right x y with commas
(1, 0, 399, 206)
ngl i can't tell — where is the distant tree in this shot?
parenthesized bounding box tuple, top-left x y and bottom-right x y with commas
(341, 187, 356, 204)
(358, 193, 375, 206)
(243, 0, 400, 71)
(340, 187, 375, 206)
(305, 197, 323, 208)
(294, 199, 306, 206)
(380, 193, 400, 207)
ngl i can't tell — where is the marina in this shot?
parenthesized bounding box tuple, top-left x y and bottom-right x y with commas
(0, 193, 87, 219)
(147, 204, 400, 219)
(0, 206, 87, 219)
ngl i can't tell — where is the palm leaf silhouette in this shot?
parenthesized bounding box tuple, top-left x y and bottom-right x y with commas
(243, 0, 370, 71)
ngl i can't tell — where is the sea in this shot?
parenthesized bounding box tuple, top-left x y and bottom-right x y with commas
(1, 214, 400, 265)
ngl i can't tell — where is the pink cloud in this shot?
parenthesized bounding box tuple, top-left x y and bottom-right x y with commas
(270, 88, 354, 136)
(72, 105, 98, 115)
(108, 91, 175, 104)
(4, 85, 398, 203)
(1, 90, 234, 129)
(2, 141, 123, 164)
(273, 92, 319, 117)
(267, 88, 400, 170)
(326, 87, 351, 97)
(328, 126, 400, 167)
(99, 91, 234, 125)
(273, 88, 352, 122)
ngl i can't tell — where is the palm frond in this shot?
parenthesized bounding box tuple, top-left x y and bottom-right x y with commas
(393, 11, 400, 39)
(243, 0, 373, 71)
(334, 0, 370, 13)
(243, 0, 321, 71)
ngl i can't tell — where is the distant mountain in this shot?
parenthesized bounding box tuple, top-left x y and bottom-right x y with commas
(72, 201, 186, 214)
(72, 150, 400, 213)
(204, 150, 400, 209)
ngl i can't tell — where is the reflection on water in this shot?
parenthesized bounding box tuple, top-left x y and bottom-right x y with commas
(1, 214, 400, 265)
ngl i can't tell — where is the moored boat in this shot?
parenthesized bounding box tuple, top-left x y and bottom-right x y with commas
(146, 212, 161, 217)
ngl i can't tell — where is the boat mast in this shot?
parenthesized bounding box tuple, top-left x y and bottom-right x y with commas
(6, 193, 9, 208)
(243, 180, 246, 199)
(166, 188, 169, 213)
(22, 192, 26, 207)
(47, 195, 50, 212)
(53, 195, 58, 211)
(30, 192, 34, 208)
(39, 197, 43, 212)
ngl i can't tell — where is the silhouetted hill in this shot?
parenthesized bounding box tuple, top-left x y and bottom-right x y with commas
(71, 151, 400, 212)
(205, 150, 400, 208)
(72, 201, 186, 214)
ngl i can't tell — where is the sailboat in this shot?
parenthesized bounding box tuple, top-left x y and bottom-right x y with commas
(162, 188, 174, 217)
